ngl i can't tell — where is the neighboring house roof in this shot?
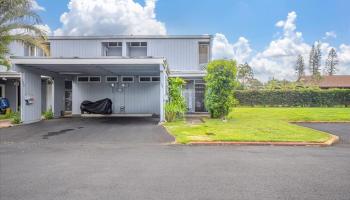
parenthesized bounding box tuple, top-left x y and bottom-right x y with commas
(300, 75, 350, 88)
(48, 35, 213, 40)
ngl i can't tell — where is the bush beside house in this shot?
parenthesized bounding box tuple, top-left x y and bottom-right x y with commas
(205, 60, 238, 118)
(165, 77, 187, 122)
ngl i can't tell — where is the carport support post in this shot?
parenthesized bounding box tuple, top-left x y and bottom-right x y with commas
(159, 67, 167, 122)
(18, 67, 42, 124)
(52, 77, 65, 118)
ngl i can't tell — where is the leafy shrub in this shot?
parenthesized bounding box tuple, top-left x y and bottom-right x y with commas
(205, 60, 238, 118)
(11, 112, 21, 124)
(43, 108, 54, 120)
(165, 77, 186, 122)
(235, 89, 350, 107)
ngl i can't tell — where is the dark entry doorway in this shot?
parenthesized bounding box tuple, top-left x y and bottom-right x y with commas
(195, 83, 206, 112)
(64, 81, 72, 112)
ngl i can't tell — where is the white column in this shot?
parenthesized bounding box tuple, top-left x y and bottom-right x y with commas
(52, 77, 65, 117)
(20, 68, 42, 124)
(159, 66, 167, 122)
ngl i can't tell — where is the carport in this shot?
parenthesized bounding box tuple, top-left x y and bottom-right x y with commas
(11, 57, 168, 124)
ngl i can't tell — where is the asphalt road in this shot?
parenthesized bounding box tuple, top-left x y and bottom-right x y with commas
(1, 118, 349, 200)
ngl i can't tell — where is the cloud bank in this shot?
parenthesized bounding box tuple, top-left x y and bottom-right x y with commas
(54, 0, 166, 36)
(212, 11, 350, 82)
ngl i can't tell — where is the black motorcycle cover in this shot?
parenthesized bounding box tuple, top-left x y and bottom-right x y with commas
(80, 98, 113, 114)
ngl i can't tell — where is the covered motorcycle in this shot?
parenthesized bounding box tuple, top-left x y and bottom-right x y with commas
(80, 98, 112, 114)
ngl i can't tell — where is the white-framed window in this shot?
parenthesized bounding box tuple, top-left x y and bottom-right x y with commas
(139, 76, 160, 83)
(24, 43, 50, 57)
(102, 42, 123, 56)
(77, 76, 89, 82)
(126, 42, 147, 57)
(151, 76, 160, 82)
(77, 76, 101, 83)
(121, 76, 134, 83)
(199, 42, 210, 64)
(139, 76, 152, 83)
(89, 76, 101, 82)
(106, 76, 118, 83)
(127, 42, 147, 47)
(0, 84, 5, 98)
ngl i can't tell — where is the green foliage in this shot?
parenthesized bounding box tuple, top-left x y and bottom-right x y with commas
(43, 108, 54, 120)
(325, 48, 338, 75)
(165, 77, 186, 122)
(0, 0, 49, 70)
(205, 59, 238, 118)
(235, 89, 350, 107)
(11, 112, 21, 124)
(295, 54, 305, 81)
(237, 62, 254, 89)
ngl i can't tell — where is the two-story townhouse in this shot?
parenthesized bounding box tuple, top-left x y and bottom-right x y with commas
(0, 35, 212, 123)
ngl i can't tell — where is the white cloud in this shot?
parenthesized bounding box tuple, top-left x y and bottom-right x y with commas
(249, 11, 311, 81)
(211, 11, 350, 82)
(30, 0, 45, 11)
(323, 31, 337, 39)
(337, 44, 350, 74)
(212, 33, 252, 64)
(54, 0, 166, 36)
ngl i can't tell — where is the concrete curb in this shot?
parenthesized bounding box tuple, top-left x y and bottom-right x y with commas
(187, 134, 339, 147)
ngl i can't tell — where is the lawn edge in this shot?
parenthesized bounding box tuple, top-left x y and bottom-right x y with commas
(186, 134, 339, 147)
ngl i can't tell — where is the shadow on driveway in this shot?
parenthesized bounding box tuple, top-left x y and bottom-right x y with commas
(0, 117, 174, 145)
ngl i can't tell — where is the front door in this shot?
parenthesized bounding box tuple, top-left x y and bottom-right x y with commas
(195, 84, 206, 112)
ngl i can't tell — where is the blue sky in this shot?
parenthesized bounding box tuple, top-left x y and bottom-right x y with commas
(33, 0, 350, 81)
(37, 0, 349, 51)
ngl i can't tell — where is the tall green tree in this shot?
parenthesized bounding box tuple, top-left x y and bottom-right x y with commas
(205, 59, 238, 119)
(295, 54, 305, 81)
(309, 42, 322, 78)
(0, 0, 49, 69)
(237, 62, 254, 89)
(325, 48, 338, 75)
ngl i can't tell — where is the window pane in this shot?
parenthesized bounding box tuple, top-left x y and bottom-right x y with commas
(106, 76, 118, 82)
(140, 77, 151, 82)
(199, 44, 209, 64)
(141, 42, 147, 47)
(65, 81, 72, 89)
(77, 77, 89, 82)
(89, 76, 101, 82)
(152, 77, 160, 82)
(131, 42, 140, 47)
(122, 77, 134, 82)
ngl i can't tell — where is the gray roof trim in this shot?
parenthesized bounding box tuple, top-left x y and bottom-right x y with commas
(48, 35, 213, 40)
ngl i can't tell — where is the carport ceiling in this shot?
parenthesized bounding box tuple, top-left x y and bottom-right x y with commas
(22, 64, 160, 76)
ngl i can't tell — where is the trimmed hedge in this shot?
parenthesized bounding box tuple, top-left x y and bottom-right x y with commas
(235, 89, 350, 107)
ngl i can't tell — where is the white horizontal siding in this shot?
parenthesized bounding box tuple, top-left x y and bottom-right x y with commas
(50, 38, 211, 71)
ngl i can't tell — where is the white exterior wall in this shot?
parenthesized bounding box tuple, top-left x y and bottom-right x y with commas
(50, 38, 210, 71)
(20, 68, 42, 123)
(72, 76, 160, 115)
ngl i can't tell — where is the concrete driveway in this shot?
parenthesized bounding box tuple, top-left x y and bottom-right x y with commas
(1, 118, 350, 200)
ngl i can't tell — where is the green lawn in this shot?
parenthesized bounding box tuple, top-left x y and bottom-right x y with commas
(164, 108, 350, 144)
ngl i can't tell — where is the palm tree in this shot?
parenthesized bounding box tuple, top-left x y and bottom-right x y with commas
(0, 0, 49, 70)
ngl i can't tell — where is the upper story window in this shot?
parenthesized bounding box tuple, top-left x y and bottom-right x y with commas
(126, 42, 147, 57)
(24, 43, 50, 57)
(199, 43, 209, 65)
(102, 42, 122, 56)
